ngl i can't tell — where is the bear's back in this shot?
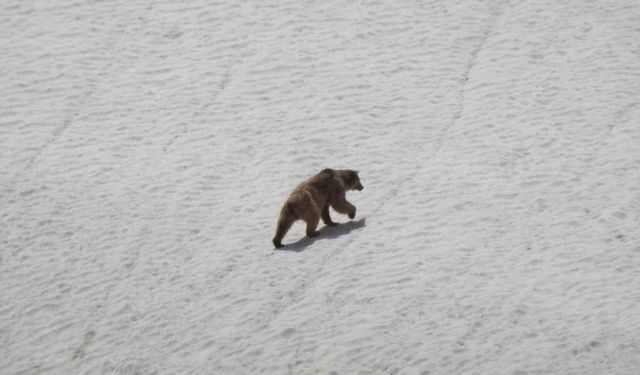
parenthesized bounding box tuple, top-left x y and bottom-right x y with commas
(293, 170, 341, 196)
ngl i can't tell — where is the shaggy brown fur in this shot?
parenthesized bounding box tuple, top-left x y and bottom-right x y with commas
(272, 168, 364, 248)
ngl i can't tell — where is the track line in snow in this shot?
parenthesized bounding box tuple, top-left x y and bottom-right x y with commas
(262, 3, 513, 342)
(0, 5, 130, 212)
(351, 0, 512, 237)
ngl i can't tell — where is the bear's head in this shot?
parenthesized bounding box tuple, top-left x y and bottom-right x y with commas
(338, 169, 363, 191)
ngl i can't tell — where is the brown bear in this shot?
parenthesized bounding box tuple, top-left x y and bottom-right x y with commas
(272, 168, 363, 248)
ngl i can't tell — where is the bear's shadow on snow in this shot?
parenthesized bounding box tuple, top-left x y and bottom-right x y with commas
(276, 218, 367, 253)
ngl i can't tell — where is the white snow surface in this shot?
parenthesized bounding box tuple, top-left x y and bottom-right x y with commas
(2, 0, 640, 374)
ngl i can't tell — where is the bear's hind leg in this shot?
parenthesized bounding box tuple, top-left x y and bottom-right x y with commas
(273, 215, 295, 248)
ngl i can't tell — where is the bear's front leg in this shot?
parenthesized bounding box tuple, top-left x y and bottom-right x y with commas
(348, 206, 356, 219)
(321, 205, 337, 226)
(304, 215, 320, 237)
(331, 193, 356, 220)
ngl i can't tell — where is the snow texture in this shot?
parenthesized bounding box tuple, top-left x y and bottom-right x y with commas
(2, 0, 640, 374)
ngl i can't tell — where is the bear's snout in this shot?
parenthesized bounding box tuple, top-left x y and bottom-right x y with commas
(356, 184, 364, 191)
